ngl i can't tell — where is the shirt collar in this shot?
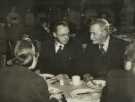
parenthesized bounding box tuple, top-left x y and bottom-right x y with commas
(55, 41, 64, 53)
(100, 36, 110, 52)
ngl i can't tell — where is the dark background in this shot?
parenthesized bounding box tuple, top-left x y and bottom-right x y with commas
(0, 0, 135, 32)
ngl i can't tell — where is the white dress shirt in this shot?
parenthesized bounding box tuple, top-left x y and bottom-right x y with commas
(55, 41, 64, 53)
(99, 36, 110, 52)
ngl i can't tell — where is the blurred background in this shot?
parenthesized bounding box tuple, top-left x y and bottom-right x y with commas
(0, 0, 134, 33)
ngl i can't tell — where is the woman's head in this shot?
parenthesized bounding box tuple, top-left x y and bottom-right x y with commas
(9, 39, 39, 69)
(15, 39, 35, 57)
(124, 41, 135, 72)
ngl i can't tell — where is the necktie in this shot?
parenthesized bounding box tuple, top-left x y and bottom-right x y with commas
(56, 45, 63, 55)
(99, 44, 105, 54)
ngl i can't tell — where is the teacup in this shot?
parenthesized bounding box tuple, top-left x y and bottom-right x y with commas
(72, 75, 81, 86)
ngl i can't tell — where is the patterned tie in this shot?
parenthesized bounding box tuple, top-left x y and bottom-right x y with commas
(99, 44, 105, 54)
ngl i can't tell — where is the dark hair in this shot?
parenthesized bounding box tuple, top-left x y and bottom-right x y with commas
(12, 39, 36, 66)
(52, 20, 69, 33)
(98, 11, 112, 23)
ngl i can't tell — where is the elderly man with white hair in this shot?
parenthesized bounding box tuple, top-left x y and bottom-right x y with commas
(80, 18, 128, 78)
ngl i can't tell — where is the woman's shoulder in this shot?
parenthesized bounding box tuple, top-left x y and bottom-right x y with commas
(107, 69, 134, 79)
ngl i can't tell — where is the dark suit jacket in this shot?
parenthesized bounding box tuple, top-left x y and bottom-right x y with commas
(0, 66, 50, 102)
(79, 36, 128, 78)
(38, 39, 82, 76)
(101, 70, 135, 102)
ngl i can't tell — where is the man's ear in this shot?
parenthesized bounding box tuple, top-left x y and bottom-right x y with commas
(53, 32, 56, 38)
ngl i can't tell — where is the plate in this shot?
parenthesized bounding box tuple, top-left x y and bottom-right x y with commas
(48, 86, 63, 94)
(70, 88, 96, 97)
(87, 80, 106, 90)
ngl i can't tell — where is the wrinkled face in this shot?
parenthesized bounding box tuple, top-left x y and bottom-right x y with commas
(53, 25, 70, 45)
(89, 24, 108, 44)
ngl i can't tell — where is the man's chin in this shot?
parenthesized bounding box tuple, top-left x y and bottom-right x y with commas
(92, 41, 98, 45)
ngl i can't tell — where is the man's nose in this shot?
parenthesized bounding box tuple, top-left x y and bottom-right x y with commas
(90, 33, 94, 40)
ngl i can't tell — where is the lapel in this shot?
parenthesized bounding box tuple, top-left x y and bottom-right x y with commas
(106, 36, 115, 56)
(60, 42, 73, 61)
(48, 40, 73, 61)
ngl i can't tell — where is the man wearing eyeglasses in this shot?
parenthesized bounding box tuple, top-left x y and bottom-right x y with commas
(38, 21, 81, 76)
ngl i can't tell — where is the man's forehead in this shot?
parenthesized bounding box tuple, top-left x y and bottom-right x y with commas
(90, 24, 103, 31)
(56, 25, 69, 33)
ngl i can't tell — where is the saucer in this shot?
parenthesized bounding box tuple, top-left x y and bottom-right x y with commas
(70, 88, 95, 97)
